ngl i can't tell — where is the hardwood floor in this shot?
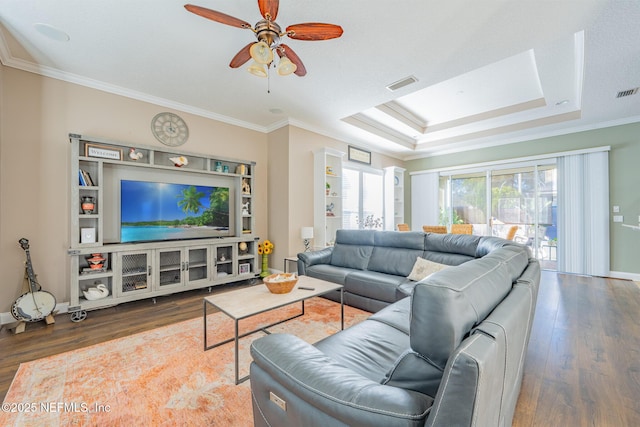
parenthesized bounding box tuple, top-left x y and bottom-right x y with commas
(1, 272, 639, 425)
(512, 271, 640, 426)
(0, 282, 249, 402)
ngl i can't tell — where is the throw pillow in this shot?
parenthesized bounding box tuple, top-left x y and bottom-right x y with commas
(407, 257, 449, 281)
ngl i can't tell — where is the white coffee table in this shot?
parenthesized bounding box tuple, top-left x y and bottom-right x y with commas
(203, 276, 344, 384)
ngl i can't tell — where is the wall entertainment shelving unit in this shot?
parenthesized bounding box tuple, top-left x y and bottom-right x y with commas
(313, 148, 344, 248)
(68, 133, 258, 322)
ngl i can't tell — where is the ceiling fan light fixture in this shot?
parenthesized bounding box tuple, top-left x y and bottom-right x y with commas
(277, 56, 297, 76)
(247, 61, 268, 77)
(250, 41, 274, 64)
(185, 2, 342, 78)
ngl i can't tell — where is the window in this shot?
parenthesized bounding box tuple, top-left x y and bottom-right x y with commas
(342, 167, 384, 229)
(414, 146, 610, 274)
(438, 161, 557, 268)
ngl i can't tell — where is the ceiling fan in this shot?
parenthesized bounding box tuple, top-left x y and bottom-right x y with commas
(184, 0, 343, 77)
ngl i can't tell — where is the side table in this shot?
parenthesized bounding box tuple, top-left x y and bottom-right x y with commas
(284, 256, 298, 273)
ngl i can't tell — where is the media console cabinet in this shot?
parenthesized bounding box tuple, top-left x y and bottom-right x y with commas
(67, 134, 258, 322)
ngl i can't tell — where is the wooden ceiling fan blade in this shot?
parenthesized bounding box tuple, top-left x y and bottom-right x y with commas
(285, 23, 344, 41)
(258, 0, 279, 20)
(229, 43, 254, 68)
(279, 44, 307, 76)
(184, 4, 251, 29)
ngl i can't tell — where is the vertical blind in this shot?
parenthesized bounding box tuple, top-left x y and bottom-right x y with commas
(557, 151, 610, 276)
(410, 172, 440, 231)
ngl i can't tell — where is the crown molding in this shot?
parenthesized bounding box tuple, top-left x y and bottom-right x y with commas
(0, 47, 267, 133)
(403, 115, 640, 161)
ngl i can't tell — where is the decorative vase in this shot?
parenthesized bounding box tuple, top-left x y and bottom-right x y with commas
(260, 253, 270, 278)
(81, 196, 95, 214)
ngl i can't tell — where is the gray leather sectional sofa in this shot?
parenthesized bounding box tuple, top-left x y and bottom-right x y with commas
(296, 229, 523, 312)
(250, 229, 540, 426)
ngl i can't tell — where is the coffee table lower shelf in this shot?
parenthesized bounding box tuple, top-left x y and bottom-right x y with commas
(203, 277, 344, 384)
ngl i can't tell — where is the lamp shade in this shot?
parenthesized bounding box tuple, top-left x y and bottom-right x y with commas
(250, 41, 273, 65)
(277, 56, 297, 76)
(247, 61, 268, 78)
(301, 227, 314, 239)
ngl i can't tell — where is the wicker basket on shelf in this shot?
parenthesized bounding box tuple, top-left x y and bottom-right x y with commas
(263, 273, 298, 294)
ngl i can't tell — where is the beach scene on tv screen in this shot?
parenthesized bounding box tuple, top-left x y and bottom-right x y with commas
(121, 180, 230, 243)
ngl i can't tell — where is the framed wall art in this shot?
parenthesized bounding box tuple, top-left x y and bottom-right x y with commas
(348, 145, 371, 165)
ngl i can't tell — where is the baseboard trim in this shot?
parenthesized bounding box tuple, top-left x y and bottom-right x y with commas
(608, 270, 640, 282)
(1, 302, 69, 326)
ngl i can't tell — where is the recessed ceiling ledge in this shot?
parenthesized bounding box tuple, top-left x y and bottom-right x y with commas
(375, 101, 427, 134)
(342, 114, 416, 150)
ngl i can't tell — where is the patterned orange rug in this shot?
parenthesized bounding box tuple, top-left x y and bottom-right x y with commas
(0, 297, 369, 427)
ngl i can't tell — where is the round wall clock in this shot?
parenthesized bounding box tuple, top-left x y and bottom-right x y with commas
(151, 112, 189, 147)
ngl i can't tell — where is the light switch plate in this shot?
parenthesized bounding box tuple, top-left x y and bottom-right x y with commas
(613, 205, 620, 213)
(613, 215, 623, 223)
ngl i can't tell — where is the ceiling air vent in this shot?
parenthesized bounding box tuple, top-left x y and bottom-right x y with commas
(616, 87, 638, 98)
(386, 76, 418, 92)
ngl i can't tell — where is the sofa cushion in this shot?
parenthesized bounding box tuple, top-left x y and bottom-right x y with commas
(373, 230, 426, 249)
(330, 244, 373, 270)
(335, 228, 376, 246)
(422, 251, 474, 266)
(481, 245, 530, 282)
(407, 257, 449, 281)
(314, 316, 410, 383)
(424, 233, 480, 257)
(329, 229, 376, 270)
(304, 264, 357, 285)
(368, 297, 411, 334)
(475, 235, 527, 258)
(368, 247, 424, 276)
(345, 270, 407, 303)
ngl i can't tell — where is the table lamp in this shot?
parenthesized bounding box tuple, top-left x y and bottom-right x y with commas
(301, 227, 314, 252)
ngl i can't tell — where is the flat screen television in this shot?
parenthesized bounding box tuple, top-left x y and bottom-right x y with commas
(120, 180, 230, 243)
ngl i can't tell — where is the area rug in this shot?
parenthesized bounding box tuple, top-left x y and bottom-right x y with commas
(0, 297, 369, 427)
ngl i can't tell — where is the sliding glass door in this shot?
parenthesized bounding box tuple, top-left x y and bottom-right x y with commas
(439, 161, 557, 269)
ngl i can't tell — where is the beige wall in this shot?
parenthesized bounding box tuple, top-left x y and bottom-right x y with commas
(264, 125, 404, 270)
(0, 64, 404, 317)
(0, 66, 268, 314)
(266, 126, 289, 272)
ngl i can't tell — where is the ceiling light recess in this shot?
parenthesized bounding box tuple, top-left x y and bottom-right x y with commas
(386, 76, 418, 92)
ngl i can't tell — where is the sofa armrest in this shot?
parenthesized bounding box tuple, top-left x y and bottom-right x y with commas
(250, 334, 433, 427)
(297, 247, 333, 275)
(425, 332, 503, 427)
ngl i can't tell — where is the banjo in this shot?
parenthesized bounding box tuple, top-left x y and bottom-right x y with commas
(11, 238, 57, 323)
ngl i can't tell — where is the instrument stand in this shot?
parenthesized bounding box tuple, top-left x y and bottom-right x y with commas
(11, 270, 55, 335)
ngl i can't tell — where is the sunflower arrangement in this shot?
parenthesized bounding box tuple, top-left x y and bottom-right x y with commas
(257, 239, 274, 255)
(258, 239, 274, 278)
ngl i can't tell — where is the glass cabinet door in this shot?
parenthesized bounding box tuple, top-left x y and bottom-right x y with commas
(119, 251, 151, 296)
(157, 249, 183, 289)
(187, 247, 209, 283)
(214, 245, 234, 280)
